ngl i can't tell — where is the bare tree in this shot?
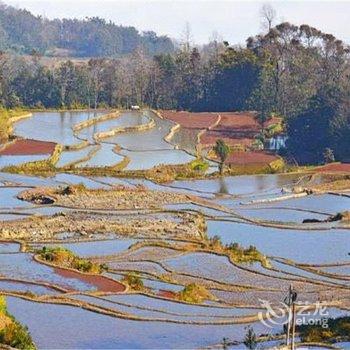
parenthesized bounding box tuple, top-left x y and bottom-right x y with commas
(181, 22, 193, 53)
(260, 3, 276, 32)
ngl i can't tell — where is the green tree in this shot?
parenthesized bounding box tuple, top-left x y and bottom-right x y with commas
(214, 139, 230, 174)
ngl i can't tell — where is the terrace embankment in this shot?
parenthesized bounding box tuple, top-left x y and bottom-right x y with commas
(17, 184, 189, 209)
(306, 173, 350, 193)
(1, 185, 205, 241)
(0, 211, 204, 241)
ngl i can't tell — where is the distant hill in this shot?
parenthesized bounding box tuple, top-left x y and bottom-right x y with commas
(0, 3, 174, 57)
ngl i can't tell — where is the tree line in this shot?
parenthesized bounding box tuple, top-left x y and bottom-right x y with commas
(0, 3, 174, 57)
(0, 8, 348, 164)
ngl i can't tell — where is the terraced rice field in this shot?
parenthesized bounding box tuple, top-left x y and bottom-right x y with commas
(0, 109, 349, 348)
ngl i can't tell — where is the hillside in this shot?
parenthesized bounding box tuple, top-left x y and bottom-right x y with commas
(0, 3, 174, 57)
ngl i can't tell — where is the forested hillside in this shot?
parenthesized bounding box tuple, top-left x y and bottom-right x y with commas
(0, 3, 174, 56)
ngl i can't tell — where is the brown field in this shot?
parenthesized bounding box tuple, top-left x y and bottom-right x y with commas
(225, 151, 279, 165)
(201, 131, 254, 147)
(0, 139, 56, 156)
(215, 112, 278, 130)
(161, 110, 281, 167)
(160, 110, 219, 129)
(157, 290, 176, 299)
(200, 112, 281, 147)
(55, 267, 125, 292)
(315, 163, 350, 173)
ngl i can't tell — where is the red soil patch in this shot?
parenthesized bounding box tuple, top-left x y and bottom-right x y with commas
(201, 131, 254, 147)
(0, 139, 56, 156)
(224, 151, 278, 165)
(315, 163, 350, 173)
(157, 290, 176, 299)
(215, 112, 278, 131)
(161, 110, 219, 129)
(54, 267, 125, 293)
(200, 112, 280, 147)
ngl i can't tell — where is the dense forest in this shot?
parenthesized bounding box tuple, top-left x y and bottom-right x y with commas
(0, 3, 174, 56)
(0, 4, 349, 164)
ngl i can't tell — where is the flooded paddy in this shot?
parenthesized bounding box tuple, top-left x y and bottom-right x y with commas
(15, 111, 104, 146)
(77, 143, 125, 167)
(207, 220, 350, 264)
(122, 149, 195, 171)
(0, 253, 98, 291)
(7, 297, 275, 349)
(56, 145, 97, 168)
(0, 154, 50, 168)
(77, 111, 148, 143)
(167, 173, 301, 197)
(107, 111, 174, 151)
(41, 239, 136, 257)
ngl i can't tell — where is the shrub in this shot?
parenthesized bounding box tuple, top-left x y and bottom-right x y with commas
(266, 122, 283, 137)
(177, 283, 214, 304)
(297, 316, 350, 342)
(251, 139, 264, 151)
(0, 296, 35, 349)
(38, 247, 102, 274)
(0, 295, 6, 314)
(122, 273, 144, 290)
(190, 159, 209, 172)
(0, 321, 35, 350)
(269, 158, 285, 173)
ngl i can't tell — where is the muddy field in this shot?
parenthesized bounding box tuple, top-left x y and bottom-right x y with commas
(0, 139, 57, 155)
(160, 110, 220, 129)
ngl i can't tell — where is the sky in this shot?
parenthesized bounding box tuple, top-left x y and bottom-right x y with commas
(4, 0, 350, 45)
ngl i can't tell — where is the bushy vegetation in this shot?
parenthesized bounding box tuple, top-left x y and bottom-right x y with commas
(0, 108, 27, 142)
(176, 283, 214, 304)
(297, 317, 350, 342)
(121, 273, 144, 291)
(206, 236, 270, 267)
(0, 296, 36, 349)
(38, 246, 104, 274)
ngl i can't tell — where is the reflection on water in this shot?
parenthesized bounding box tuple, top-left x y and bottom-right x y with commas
(15, 111, 104, 146)
(7, 297, 276, 349)
(107, 111, 174, 151)
(0, 154, 50, 168)
(207, 220, 350, 264)
(122, 149, 195, 170)
(77, 111, 147, 143)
